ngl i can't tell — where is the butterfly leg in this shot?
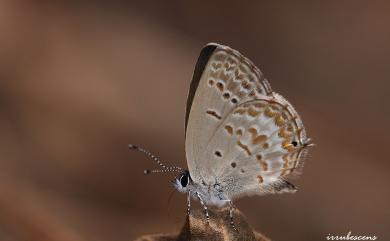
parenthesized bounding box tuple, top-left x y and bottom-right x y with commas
(187, 190, 191, 215)
(195, 192, 209, 222)
(229, 200, 238, 232)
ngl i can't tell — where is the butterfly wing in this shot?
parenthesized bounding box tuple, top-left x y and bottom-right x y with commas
(185, 43, 273, 184)
(209, 95, 310, 200)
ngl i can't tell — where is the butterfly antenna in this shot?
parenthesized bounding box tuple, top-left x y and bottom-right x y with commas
(128, 144, 182, 174)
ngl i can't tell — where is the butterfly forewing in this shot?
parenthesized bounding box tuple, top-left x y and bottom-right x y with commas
(185, 43, 272, 183)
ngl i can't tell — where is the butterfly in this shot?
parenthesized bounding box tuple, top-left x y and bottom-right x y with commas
(129, 43, 312, 230)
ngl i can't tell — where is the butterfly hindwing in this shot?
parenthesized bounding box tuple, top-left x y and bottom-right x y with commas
(210, 96, 308, 199)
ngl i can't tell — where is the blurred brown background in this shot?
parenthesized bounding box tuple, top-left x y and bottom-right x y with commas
(0, 1, 389, 240)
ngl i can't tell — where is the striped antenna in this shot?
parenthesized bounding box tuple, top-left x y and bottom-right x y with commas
(128, 144, 183, 174)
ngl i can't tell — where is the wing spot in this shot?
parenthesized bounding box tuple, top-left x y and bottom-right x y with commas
(223, 92, 230, 99)
(265, 107, 276, 117)
(208, 79, 215, 86)
(262, 142, 269, 149)
(231, 162, 237, 168)
(236, 129, 243, 136)
(248, 107, 260, 117)
(224, 125, 233, 135)
(206, 110, 222, 120)
(275, 114, 285, 127)
(249, 128, 267, 145)
(292, 141, 298, 146)
(282, 140, 294, 152)
(241, 80, 251, 90)
(256, 154, 268, 171)
(254, 135, 268, 145)
(240, 168, 245, 173)
(212, 62, 222, 70)
(257, 175, 264, 183)
(216, 82, 224, 92)
(248, 127, 257, 135)
(233, 108, 246, 115)
(278, 128, 291, 138)
(214, 150, 222, 157)
(231, 98, 238, 104)
(237, 141, 252, 156)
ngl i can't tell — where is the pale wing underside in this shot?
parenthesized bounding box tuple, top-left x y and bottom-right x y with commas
(185, 43, 272, 183)
(209, 96, 308, 199)
(185, 43, 310, 198)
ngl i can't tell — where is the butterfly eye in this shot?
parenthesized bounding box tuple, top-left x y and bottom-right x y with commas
(180, 174, 188, 187)
(291, 141, 298, 147)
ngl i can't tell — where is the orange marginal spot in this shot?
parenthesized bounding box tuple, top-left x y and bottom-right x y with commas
(264, 107, 276, 117)
(275, 114, 285, 127)
(237, 140, 252, 156)
(278, 128, 291, 138)
(233, 108, 246, 115)
(248, 107, 260, 117)
(282, 140, 294, 152)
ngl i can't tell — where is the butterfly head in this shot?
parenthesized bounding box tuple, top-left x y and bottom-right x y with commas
(173, 170, 192, 193)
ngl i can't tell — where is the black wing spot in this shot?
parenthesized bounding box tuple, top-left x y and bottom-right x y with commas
(206, 110, 222, 120)
(214, 150, 222, 157)
(291, 141, 298, 146)
(231, 162, 237, 168)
